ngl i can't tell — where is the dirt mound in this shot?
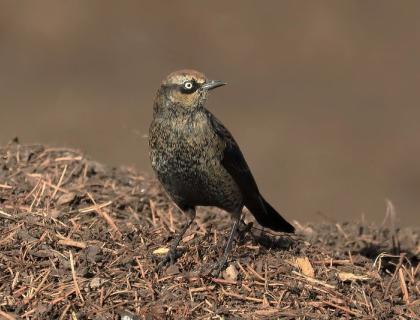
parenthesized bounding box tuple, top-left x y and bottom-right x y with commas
(0, 143, 419, 319)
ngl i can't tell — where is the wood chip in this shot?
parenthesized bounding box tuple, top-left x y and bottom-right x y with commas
(153, 247, 169, 255)
(338, 271, 369, 282)
(295, 256, 315, 278)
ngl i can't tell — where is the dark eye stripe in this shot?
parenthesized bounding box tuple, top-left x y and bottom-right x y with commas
(180, 80, 198, 94)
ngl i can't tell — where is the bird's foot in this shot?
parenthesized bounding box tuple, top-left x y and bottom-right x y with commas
(155, 248, 182, 272)
(238, 221, 253, 241)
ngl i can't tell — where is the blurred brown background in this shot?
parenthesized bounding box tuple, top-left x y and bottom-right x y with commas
(0, 1, 419, 226)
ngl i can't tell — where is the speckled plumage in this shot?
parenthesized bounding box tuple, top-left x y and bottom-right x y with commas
(149, 70, 294, 272)
(150, 99, 243, 214)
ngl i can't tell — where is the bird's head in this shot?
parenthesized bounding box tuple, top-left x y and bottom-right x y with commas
(156, 69, 226, 110)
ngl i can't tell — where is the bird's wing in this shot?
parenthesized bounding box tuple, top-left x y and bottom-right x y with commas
(208, 111, 295, 233)
(208, 113, 261, 199)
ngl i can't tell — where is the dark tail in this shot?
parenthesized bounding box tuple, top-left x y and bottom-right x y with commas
(245, 196, 295, 233)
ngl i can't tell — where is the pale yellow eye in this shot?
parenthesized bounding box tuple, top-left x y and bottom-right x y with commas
(184, 81, 193, 90)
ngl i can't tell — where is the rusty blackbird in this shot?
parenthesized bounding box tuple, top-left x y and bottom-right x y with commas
(149, 70, 294, 273)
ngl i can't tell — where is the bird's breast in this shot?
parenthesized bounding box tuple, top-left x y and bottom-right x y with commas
(149, 112, 241, 210)
(149, 113, 222, 169)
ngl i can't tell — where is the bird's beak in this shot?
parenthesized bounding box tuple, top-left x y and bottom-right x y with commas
(201, 80, 226, 91)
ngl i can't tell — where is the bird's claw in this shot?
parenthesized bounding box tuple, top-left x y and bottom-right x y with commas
(155, 249, 180, 272)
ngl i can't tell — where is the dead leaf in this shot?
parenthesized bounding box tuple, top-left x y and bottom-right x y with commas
(57, 193, 76, 206)
(296, 257, 315, 278)
(90, 277, 106, 288)
(166, 264, 180, 275)
(223, 263, 239, 282)
(182, 233, 195, 243)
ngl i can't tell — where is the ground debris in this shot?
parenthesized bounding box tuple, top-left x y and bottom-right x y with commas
(0, 143, 419, 319)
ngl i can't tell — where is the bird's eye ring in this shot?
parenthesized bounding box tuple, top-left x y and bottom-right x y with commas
(184, 81, 193, 90)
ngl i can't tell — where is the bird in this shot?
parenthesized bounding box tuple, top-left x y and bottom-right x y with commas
(149, 69, 294, 273)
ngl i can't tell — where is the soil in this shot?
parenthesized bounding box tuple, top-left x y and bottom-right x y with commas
(0, 142, 419, 319)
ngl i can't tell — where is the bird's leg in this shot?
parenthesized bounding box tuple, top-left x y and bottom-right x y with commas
(212, 214, 240, 276)
(156, 208, 196, 271)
